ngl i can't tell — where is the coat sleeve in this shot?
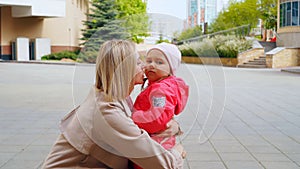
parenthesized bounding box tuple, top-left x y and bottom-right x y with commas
(132, 84, 177, 134)
(96, 100, 183, 169)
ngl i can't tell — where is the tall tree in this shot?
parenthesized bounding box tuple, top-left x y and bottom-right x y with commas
(115, 0, 149, 43)
(209, 0, 261, 33)
(176, 25, 203, 41)
(81, 0, 128, 49)
(258, 0, 277, 30)
(79, 0, 129, 63)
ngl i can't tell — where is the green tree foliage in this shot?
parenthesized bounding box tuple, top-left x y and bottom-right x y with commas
(258, 0, 277, 29)
(156, 34, 170, 44)
(115, 0, 146, 16)
(209, 0, 260, 33)
(176, 25, 203, 41)
(115, 0, 149, 43)
(79, 0, 149, 62)
(81, 0, 149, 46)
(81, 0, 128, 49)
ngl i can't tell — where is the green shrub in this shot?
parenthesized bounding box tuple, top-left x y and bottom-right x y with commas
(178, 35, 252, 58)
(156, 39, 170, 44)
(41, 50, 79, 61)
(77, 50, 98, 63)
(217, 40, 239, 58)
(178, 44, 197, 56)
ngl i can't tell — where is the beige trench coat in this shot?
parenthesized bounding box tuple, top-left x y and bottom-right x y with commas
(42, 86, 183, 169)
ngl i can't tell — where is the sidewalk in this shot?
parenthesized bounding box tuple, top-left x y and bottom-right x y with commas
(281, 66, 300, 74)
(0, 62, 299, 169)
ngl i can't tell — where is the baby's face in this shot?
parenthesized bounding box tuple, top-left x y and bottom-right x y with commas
(144, 49, 171, 82)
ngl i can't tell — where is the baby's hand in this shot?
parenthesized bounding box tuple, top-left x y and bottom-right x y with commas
(155, 119, 181, 137)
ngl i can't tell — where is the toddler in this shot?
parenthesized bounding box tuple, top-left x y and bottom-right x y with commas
(132, 43, 189, 169)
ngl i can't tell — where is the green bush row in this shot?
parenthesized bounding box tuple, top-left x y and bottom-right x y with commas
(178, 35, 252, 58)
(41, 50, 80, 61)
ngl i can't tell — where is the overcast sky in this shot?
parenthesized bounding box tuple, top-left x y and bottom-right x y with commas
(146, 0, 187, 20)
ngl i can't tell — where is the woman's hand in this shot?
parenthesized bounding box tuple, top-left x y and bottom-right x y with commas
(155, 119, 182, 138)
(173, 144, 186, 159)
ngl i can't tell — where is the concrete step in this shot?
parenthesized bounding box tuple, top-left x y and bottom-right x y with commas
(248, 61, 266, 65)
(254, 58, 266, 61)
(237, 64, 267, 68)
(238, 55, 267, 68)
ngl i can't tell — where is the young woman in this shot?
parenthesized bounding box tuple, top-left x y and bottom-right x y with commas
(42, 40, 185, 169)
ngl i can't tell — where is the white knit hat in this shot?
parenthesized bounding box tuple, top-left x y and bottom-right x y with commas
(146, 42, 182, 75)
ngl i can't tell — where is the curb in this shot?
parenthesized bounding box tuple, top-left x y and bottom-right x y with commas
(281, 67, 300, 74)
(0, 60, 95, 66)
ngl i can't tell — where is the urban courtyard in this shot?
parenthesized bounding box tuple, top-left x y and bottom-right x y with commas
(0, 62, 299, 169)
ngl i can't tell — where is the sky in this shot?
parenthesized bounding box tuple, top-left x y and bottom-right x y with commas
(146, 0, 187, 20)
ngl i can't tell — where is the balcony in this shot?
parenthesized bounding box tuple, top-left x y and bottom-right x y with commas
(0, 0, 65, 18)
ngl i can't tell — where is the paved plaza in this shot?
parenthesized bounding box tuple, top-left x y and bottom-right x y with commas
(0, 62, 299, 169)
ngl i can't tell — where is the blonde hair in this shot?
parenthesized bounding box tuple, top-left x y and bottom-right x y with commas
(95, 40, 137, 101)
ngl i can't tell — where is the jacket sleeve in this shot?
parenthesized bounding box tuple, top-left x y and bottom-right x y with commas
(97, 101, 183, 169)
(132, 84, 177, 134)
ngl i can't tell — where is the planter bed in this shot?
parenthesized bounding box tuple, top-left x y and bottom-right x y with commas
(182, 56, 238, 67)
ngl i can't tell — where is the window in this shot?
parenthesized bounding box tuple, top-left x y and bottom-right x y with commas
(292, 1, 299, 25)
(286, 2, 292, 26)
(283, 3, 287, 26)
(280, 1, 300, 27)
(299, 1, 300, 25)
(280, 3, 284, 27)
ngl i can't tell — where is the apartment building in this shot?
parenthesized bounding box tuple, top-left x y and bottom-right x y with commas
(266, 0, 300, 68)
(277, 0, 300, 47)
(187, 0, 229, 28)
(0, 0, 88, 60)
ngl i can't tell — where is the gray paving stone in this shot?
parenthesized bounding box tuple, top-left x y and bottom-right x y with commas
(183, 142, 215, 153)
(224, 161, 265, 169)
(246, 145, 282, 154)
(186, 152, 220, 162)
(0, 153, 16, 167)
(1, 63, 300, 169)
(214, 145, 248, 153)
(187, 161, 226, 169)
(0, 146, 24, 153)
(286, 153, 300, 164)
(219, 152, 256, 161)
(261, 161, 300, 169)
(253, 153, 292, 162)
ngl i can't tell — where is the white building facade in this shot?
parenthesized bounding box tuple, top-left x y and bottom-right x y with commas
(0, 0, 88, 60)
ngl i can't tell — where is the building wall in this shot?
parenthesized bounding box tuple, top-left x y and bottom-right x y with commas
(277, 27, 300, 47)
(266, 48, 300, 68)
(187, 0, 199, 27)
(0, 0, 88, 58)
(42, 0, 88, 49)
(277, 0, 300, 48)
(0, 7, 44, 57)
(0, 0, 65, 17)
(206, 0, 217, 25)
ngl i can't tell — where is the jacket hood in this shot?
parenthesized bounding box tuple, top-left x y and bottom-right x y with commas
(173, 76, 189, 115)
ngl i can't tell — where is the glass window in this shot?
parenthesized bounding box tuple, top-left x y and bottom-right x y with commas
(292, 1, 299, 25)
(280, 3, 284, 27)
(283, 3, 286, 26)
(299, 0, 300, 25)
(280, 1, 300, 27)
(286, 2, 292, 26)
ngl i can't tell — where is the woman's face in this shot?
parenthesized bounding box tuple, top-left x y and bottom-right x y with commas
(129, 58, 145, 95)
(133, 58, 145, 85)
